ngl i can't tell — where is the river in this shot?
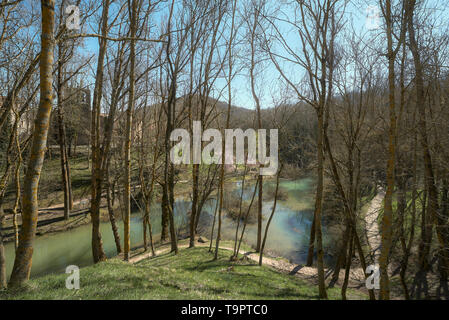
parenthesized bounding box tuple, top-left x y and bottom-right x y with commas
(4, 178, 334, 279)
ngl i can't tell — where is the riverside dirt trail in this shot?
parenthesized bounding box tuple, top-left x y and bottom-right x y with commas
(364, 188, 385, 265)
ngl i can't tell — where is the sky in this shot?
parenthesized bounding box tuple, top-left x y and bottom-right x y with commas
(76, 0, 449, 111)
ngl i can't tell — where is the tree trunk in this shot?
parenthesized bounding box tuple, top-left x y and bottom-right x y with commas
(259, 167, 281, 265)
(161, 186, 169, 242)
(314, 110, 327, 299)
(12, 157, 22, 250)
(256, 175, 263, 252)
(0, 206, 6, 289)
(306, 215, 316, 266)
(379, 0, 399, 299)
(324, 131, 376, 300)
(330, 219, 350, 286)
(209, 189, 220, 252)
(215, 0, 236, 260)
(106, 166, 122, 254)
(407, 0, 449, 280)
(190, 163, 199, 248)
(341, 228, 354, 300)
(143, 202, 155, 256)
(123, 0, 137, 261)
(89, 0, 111, 264)
(56, 45, 71, 220)
(168, 162, 178, 253)
(9, 0, 56, 287)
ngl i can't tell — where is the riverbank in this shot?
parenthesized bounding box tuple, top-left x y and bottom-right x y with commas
(0, 238, 368, 300)
(2, 177, 329, 279)
(1, 177, 198, 244)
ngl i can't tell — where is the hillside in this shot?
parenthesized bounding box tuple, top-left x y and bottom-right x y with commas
(1, 244, 367, 300)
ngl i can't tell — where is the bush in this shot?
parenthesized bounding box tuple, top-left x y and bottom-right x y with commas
(227, 204, 259, 224)
(223, 193, 259, 224)
(262, 185, 288, 202)
(280, 163, 302, 179)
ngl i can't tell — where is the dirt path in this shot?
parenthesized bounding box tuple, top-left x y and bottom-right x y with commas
(364, 188, 384, 264)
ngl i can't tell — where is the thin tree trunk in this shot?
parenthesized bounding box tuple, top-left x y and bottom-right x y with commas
(143, 203, 155, 256)
(341, 228, 354, 300)
(330, 218, 350, 286)
(379, 0, 400, 299)
(418, 189, 432, 270)
(259, 166, 281, 265)
(12, 150, 22, 250)
(306, 212, 316, 266)
(324, 131, 376, 300)
(89, 0, 111, 264)
(209, 189, 220, 252)
(237, 179, 260, 256)
(397, 176, 409, 299)
(190, 163, 199, 248)
(248, 0, 263, 254)
(232, 164, 247, 259)
(123, 0, 137, 262)
(67, 146, 73, 210)
(167, 163, 178, 253)
(215, 0, 236, 261)
(314, 109, 327, 299)
(407, 0, 449, 280)
(106, 165, 122, 254)
(56, 41, 71, 220)
(0, 206, 6, 289)
(161, 185, 169, 242)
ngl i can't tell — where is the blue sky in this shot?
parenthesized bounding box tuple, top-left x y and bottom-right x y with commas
(77, 0, 449, 110)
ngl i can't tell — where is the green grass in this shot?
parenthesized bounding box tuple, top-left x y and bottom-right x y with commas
(3, 151, 92, 208)
(0, 247, 367, 300)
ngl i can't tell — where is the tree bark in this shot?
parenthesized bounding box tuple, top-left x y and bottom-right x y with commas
(407, 0, 449, 280)
(341, 228, 354, 300)
(161, 185, 169, 242)
(189, 163, 199, 248)
(9, 0, 56, 287)
(106, 165, 122, 254)
(123, 0, 137, 261)
(90, 0, 111, 264)
(379, 0, 405, 299)
(56, 38, 71, 221)
(0, 206, 6, 289)
(259, 166, 281, 265)
(314, 110, 327, 299)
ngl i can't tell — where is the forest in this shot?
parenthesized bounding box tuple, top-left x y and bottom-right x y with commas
(0, 0, 449, 302)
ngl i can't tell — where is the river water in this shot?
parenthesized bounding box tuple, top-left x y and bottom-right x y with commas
(4, 178, 333, 279)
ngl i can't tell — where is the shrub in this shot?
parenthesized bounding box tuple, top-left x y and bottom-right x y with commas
(262, 185, 288, 202)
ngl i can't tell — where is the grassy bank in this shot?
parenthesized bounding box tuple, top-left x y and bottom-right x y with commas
(1, 246, 367, 300)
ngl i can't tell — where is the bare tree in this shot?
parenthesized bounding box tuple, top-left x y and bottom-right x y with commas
(9, 0, 56, 287)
